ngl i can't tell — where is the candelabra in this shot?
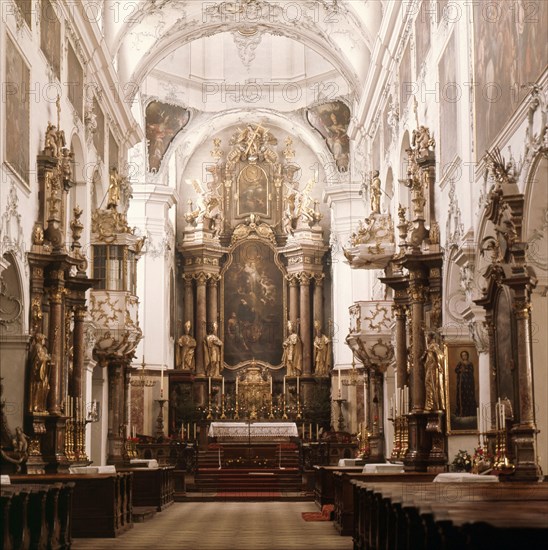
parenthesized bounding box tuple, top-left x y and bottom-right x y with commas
(155, 398, 168, 438)
(389, 415, 401, 461)
(131, 357, 156, 388)
(282, 395, 288, 420)
(296, 395, 302, 420)
(220, 394, 226, 419)
(334, 398, 346, 431)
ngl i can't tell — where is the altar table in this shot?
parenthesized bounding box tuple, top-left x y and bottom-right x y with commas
(208, 422, 298, 442)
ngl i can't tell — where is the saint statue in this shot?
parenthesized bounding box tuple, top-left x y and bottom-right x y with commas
(107, 168, 121, 210)
(176, 320, 196, 371)
(423, 332, 445, 412)
(28, 332, 51, 413)
(313, 321, 331, 376)
(370, 170, 381, 214)
(204, 322, 223, 377)
(282, 320, 302, 377)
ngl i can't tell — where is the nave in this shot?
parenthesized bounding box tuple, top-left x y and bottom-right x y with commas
(73, 501, 352, 550)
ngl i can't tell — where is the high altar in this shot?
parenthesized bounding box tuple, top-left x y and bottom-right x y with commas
(169, 125, 332, 430)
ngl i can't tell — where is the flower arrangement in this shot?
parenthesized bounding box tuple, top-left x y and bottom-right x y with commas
(472, 445, 493, 474)
(451, 449, 472, 472)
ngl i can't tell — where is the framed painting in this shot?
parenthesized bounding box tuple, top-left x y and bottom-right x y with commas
(40, 0, 61, 80)
(236, 163, 270, 218)
(444, 342, 479, 434)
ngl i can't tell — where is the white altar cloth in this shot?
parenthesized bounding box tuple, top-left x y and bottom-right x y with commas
(208, 422, 299, 441)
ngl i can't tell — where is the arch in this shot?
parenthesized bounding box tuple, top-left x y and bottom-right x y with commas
(0, 252, 24, 336)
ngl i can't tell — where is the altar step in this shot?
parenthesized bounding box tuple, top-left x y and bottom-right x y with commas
(194, 468, 303, 493)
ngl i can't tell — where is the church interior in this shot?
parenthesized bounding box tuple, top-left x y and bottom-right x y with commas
(1, 1, 547, 548)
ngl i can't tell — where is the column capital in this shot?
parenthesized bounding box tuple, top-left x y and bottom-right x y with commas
(408, 283, 427, 303)
(297, 272, 313, 285)
(392, 303, 408, 318)
(194, 272, 209, 286)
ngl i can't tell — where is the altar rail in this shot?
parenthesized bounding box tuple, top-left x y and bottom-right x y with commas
(352, 481, 548, 550)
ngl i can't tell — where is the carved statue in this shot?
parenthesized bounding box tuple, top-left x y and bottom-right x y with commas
(370, 170, 381, 214)
(313, 321, 331, 376)
(411, 125, 435, 158)
(423, 332, 446, 412)
(176, 321, 196, 371)
(44, 123, 60, 158)
(107, 168, 121, 210)
(28, 332, 51, 413)
(282, 320, 302, 377)
(11, 427, 29, 455)
(204, 322, 223, 377)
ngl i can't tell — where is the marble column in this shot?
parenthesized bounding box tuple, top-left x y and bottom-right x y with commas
(183, 275, 194, 331)
(313, 274, 324, 329)
(47, 282, 64, 415)
(71, 307, 86, 401)
(107, 361, 124, 464)
(299, 272, 312, 375)
(409, 277, 426, 412)
(393, 304, 408, 390)
(288, 275, 299, 328)
(195, 273, 208, 374)
(207, 275, 219, 332)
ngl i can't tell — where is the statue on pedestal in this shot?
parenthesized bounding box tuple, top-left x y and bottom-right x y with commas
(423, 332, 446, 412)
(28, 332, 51, 413)
(176, 320, 196, 371)
(204, 322, 223, 377)
(370, 170, 381, 214)
(313, 321, 331, 376)
(282, 321, 302, 377)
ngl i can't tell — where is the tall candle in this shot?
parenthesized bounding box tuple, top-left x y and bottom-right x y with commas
(222, 377, 225, 395)
(283, 376, 286, 396)
(160, 365, 164, 392)
(363, 380, 367, 425)
(208, 376, 212, 395)
(270, 377, 273, 395)
(338, 369, 341, 391)
(236, 376, 239, 395)
(297, 376, 300, 395)
(316, 424, 319, 440)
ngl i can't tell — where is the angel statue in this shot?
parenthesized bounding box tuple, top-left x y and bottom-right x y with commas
(186, 178, 223, 236)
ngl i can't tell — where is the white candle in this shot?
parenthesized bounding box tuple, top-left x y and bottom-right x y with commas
(160, 365, 164, 392)
(222, 377, 225, 395)
(297, 376, 300, 395)
(316, 424, 319, 440)
(270, 377, 273, 395)
(208, 376, 212, 395)
(405, 386, 410, 414)
(236, 376, 239, 395)
(193, 423, 197, 440)
(363, 380, 367, 426)
(338, 369, 341, 391)
(283, 376, 286, 396)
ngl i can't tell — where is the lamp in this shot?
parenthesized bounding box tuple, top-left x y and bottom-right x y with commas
(131, 356, 156, 388)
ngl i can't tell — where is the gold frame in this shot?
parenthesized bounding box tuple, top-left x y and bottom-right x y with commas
(444, 341, 480, 435)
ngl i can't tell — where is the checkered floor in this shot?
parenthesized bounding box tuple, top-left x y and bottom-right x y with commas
(73, 501, 353, 550)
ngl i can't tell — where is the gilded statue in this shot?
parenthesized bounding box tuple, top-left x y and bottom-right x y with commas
(176, 320, 196, 371)
(204, 322, 223, 377)
(107, 168, 121, 210)
(28, 332, 51, 413)
(313, 321, 331, 376)
(423, 332, 446, 411)
(282, 320, 302, 377)
(370, 170, 381, 214)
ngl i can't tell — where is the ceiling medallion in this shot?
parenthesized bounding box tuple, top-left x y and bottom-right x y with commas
(233, 28, 263, 69)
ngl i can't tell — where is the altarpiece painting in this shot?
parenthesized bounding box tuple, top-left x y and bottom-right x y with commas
(222, 240, 284, 367)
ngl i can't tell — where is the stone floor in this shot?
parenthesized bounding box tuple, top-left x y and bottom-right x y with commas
(73, 501, 353, 550)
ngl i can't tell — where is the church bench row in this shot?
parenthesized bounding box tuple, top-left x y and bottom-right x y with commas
(1, 482, 73, 550)
(332, 472, 437, 536)
(351, 481, 548, 550)
(10, 472, 133, 538)
(117, 466, 175, 511)
(314, 465, 364, 508)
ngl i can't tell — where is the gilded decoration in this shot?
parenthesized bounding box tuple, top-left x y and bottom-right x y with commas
(91, 209, 135, 244)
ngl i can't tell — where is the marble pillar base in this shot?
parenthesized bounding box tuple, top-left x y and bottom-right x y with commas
(403, 412, 431, 472)
(502, 424, 542, 481)
(43, 416, 70, 473)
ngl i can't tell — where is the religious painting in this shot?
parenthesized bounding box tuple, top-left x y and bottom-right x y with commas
(40, 0, 61, 80)
(474, 2, 548, 156)
(14, 0, 32, 28)
(236, 163, 270, 217)
(5, 36, 30, 184)
(222, 241, 284, 367)
(145, 101, 190, 173)
(67, 42, 84, 121)
(439, 31, 458, 172)
(307, 100, 350, 172)
(445, 342, 479, 434)
(93, 97, 105, 161)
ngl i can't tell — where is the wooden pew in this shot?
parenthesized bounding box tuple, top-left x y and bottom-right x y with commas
(352, 481, 548, 550)
(1, 482, 74, 550)
(314, 465, 363, 509)
(117, 466, 174, 511)
(10, 472, 133, 538)
(333, 471, 436, 536)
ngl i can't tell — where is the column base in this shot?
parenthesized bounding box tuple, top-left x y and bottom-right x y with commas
(501, 424, 543, 482)
(43, 416, 70, 473)
(403, 412, 431, 472)
(368, 434, 385, 462)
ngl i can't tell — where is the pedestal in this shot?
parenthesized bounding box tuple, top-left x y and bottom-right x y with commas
(403, 412, 431, 472)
